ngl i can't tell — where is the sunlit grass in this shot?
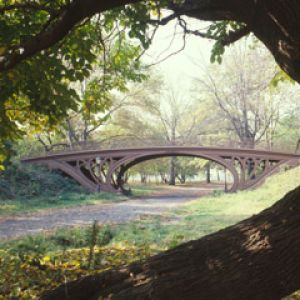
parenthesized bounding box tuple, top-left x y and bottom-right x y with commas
(162, 166, 300, 242)
(2, 166, 300, 251)
(181, 164, 300, 217)
(129, 183, 171, 197)
(110, 165, 300, 248)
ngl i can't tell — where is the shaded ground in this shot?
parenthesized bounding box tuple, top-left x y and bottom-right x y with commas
(0, 185, 218, 240)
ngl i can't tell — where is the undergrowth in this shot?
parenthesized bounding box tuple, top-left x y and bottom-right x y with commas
(0, 162, 84, 200)
(0, 162, 127, 214)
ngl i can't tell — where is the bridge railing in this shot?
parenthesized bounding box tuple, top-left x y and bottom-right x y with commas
(22, 138, 299, 158)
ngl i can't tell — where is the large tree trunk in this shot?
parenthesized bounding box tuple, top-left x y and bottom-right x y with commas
(42, 186, 300, 300)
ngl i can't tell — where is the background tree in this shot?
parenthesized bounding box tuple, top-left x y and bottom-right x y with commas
(103, 76, 209, 185)
(20, 29, 146, 153)
(270, 88, 300, 152)
(195, 44, 282, 149)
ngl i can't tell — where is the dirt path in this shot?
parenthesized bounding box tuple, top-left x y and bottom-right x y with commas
(0, 186, 214, 240)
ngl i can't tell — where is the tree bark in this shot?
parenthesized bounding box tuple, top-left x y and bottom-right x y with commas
(42, 185, 300, 300)
(206, 162, 211, 184)
(169, 157, 176, 185)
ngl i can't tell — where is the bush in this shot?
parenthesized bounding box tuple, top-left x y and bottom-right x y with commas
(0, 162, 85, 201)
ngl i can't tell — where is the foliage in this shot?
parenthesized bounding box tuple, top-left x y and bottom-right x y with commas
(0, 190, 127, 216)
(0, 244, 159, 299)
(0, 0, 152, 164)
(0, 0, 255, 165)
(0, 162, 84, 201)
(270, 69, 296, 87)
(99, 76, 210, 184)
(207, 21, 248, 64)
(0, 160, 127, 215)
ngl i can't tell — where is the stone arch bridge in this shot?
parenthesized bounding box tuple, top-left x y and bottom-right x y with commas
(22, 147, 300, 194)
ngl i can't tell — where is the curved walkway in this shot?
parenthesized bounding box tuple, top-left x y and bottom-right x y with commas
(0, 187, 213, 240)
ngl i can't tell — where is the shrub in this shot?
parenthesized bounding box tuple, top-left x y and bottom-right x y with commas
(0, 162, 85, 201)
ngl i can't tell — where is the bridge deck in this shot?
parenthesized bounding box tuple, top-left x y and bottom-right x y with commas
(22, 146, 300, 163)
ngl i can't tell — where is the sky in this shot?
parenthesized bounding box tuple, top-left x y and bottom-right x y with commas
(143, 17, 215, 94)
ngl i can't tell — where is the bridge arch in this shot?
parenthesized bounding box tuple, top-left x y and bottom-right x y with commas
(107, 151, 239, 193)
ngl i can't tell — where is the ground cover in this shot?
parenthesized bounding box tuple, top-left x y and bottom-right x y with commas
(0, 191, 127, 216)
(1, 166, 300, 299)
(0, 181, 209, 216)
(0, 163, 129, 215)
(0, 173, 164, 216)
(0, 185, 175, 216)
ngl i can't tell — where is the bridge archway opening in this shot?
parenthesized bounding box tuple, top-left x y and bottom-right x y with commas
(113, 154, 235, 195)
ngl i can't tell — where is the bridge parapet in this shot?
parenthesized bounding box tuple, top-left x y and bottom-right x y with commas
(24, 139, 299, 159)
(22, 146, 300, 194)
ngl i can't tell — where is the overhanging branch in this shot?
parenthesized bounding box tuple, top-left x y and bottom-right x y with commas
(0, 0, 142, 72)
(221, 26, 251, 46)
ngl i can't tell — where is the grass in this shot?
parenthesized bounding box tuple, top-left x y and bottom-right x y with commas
(0, 182, 168, 216)
(2, 166, 300, 253)
(110, 166, 300, 249)
(0, 192, 127, 215)
(130, 183, 171, 197)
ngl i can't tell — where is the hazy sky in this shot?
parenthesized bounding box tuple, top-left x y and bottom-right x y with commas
(143, 18, 214, 93)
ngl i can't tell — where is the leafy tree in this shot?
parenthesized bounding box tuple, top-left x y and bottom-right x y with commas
(34, 38, 145, 152)
(1, 0, 298, 84)
(0, 0, 151, 162)
(103, 76, 208, 184)
(271, 89, 300, 152)
(174, 157, 200, 184)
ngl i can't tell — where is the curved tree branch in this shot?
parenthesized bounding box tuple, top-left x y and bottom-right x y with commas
(0, 0, 142, 72)
(1, 0, 300, 84)
(221, 26, 251, 46)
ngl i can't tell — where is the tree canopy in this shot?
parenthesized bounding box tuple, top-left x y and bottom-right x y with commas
(0, 0, 151, 164)
(1, 0, 300, 164)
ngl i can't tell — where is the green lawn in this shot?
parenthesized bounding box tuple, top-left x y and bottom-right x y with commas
(0, 186, 163, 216)
(0, 192, 127, 215)
(108, 165, 300, 248)
(2, 165, 300, 252)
